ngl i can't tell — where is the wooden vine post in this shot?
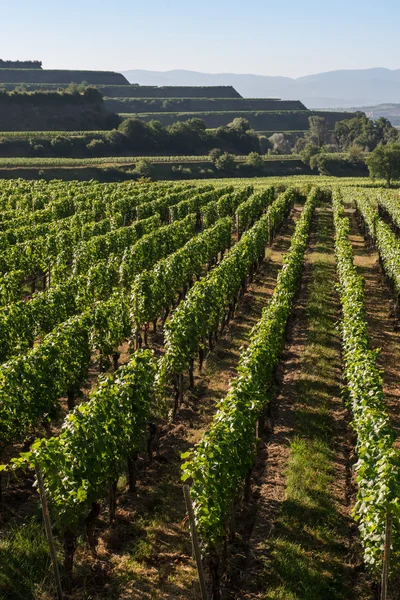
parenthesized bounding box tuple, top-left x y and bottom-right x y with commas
(380, 512, 392, 600)
(183, 485, 208, 600)
(35, 462, 64, 600)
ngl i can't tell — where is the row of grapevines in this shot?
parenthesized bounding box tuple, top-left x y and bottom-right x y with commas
(236, 185, 276, 232)
(168, 186, 234, 222)
(131, 217, 233, 329)
(352, 190, 400, 295)
(0, 184, 258, 364)
(332, 190, 400, 573)
(181, 188, 318, 557)
(0, 180, 189, 227)
(136, 185, 216, 221)
(161, 188, 299, 377)
(0, 312, 92, 450)
(0, 205, 126, 251)
(65, 213, 163, 279)
(0, 214, 197, 362)
(0, 212, 162, 279)
(0, 183, 209, 279)
(0, 212, 232, 449)
(4, 349, 157, 578)
(0, 212, 162, 302)
(376, 189, 400, 230)
(0, 186, 273, 452)
(200, 186, 254, 229)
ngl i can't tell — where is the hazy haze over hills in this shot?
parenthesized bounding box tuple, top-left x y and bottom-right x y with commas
(122, 68, 400, 109)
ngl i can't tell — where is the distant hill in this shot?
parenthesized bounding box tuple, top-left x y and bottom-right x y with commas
(121, 68, 400, 108)
(347, 104, 400, 126)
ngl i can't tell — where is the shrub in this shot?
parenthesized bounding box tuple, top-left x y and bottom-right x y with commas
(246, 152, 264, 170)
(269, 133, 291, 154)
(299, 143, 320, 166)
(214, 152, 236, 173)
(134, 158, 155, 178)
(209, 148, 223, 165)
(86, 138, 106, 156)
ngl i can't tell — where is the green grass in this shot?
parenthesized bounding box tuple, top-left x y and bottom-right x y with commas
(0, 519, 56, 600)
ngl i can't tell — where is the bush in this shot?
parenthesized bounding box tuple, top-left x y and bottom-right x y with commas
(310, 153, 329, 175)
(209, 148, 223, 165)
(269, 133, 291, 154)
(259, 135, 273, 153)
(214, 152, 236, 173)
(86, 138, 106, 156)
(134, 158, 155, 178)
(300, 143, 320, 166)
(246, 152, 264, 170)
(348, 143, 365, 163)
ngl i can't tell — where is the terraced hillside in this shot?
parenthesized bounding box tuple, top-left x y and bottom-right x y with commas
(0, 68, 128, 85)
(0, 61, 357, 136)
(104, 97, 307, 113)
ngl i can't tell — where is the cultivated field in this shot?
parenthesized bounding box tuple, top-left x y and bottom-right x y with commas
(0, 176, 399, 600)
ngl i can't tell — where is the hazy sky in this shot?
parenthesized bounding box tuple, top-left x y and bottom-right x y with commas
(1, 0, 399, 77)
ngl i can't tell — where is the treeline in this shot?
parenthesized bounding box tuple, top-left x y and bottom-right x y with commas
(131, 110, 358, 131)
(0, 60, 42, 69)
(0, 87, 104, 106)
(293, 115, 399, 177)
(0, 117, 261, 157)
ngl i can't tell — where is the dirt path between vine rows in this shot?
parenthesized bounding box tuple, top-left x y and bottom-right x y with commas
(347, 208, 400, 448)
(224, 205, 371, 600)
(66, 206, 304, 600)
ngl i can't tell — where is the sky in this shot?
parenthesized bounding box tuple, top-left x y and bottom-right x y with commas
(1, 0, 399, 78)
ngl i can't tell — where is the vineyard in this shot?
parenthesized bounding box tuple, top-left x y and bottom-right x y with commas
(0, 176, 399, 600)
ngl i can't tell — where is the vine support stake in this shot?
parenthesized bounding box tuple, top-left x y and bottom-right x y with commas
(179, 372, 184, 406)
(183, 485, 208, 600)
(35, 462, 64, 600)
(380, 512, 392, 600)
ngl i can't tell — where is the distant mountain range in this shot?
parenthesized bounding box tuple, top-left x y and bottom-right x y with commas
(121, 68, 400, 109)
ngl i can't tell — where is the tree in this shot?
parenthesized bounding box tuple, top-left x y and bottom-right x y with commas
(347, 143, 365, 163)
(259, 135, 273, 153)
(245, 152, 264, 170)
(82, 86, 103, 104)
(334, 114, 398, 151)
(299, 143, 320, 166)
(134, 158, 155, 179)
(375, 117, 399, 143)
(214, 152, 236, 173)
(209, 148, 223, 166)
(228, 117, 251, 133)
(366, 142, 400, 187)
(293, 136, 308, 154)
(118, 118, 154, 152)
(308, 116, 329, 148)
(309, 153, 329, 175)
(268, 133, 291, 154)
